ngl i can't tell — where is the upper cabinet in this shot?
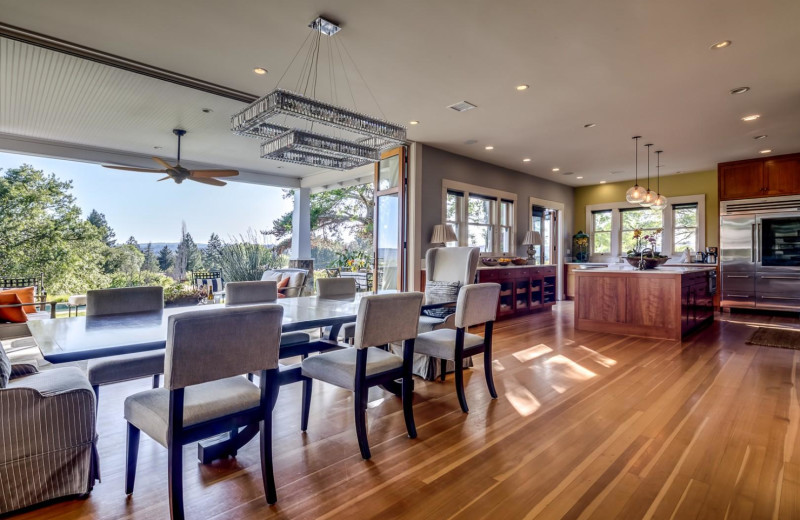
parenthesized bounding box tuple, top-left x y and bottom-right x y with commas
(719, 152, 800, 200)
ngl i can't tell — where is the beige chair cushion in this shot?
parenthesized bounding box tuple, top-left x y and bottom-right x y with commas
(87, 350, 165, 386)
(225, 281, 278, 305)
(86, 286, 163, 316)
(426, 246, 480, 285)
(124, 376, 260, 447)
(317, 277, 357, 298)
(414, 328, 485, 361)
(301, 347, 402, 391)
(260, 271, 283, 282)
(455, 283, 501, 328)
(353, 292, 423, 349)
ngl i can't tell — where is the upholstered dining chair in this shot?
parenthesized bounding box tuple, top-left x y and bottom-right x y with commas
(419, 246, 480, 333)
(86, 286, 165, 403)
(225, 280, 311, 348)
(316, 277, 357, 344)
(124, 305, 283, 520)
(301, 292, 424, 459)
(414, 283, 501, 413)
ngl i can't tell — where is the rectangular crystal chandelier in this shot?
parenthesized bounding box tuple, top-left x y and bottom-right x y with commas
(260, 130, 379, 170)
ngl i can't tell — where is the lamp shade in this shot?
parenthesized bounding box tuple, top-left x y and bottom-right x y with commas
(431, 224, 458, 244)
(522, 230, 543, 246)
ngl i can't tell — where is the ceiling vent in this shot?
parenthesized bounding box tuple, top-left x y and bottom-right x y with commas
(447, 101, 477, 112)
(561, 171, 575, 176)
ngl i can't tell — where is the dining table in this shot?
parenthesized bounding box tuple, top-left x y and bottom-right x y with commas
(27, 290, 453, 463)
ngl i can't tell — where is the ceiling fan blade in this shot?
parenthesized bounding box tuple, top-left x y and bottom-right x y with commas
(103, 165, 169, 173)
(190, 169, 239, 178)
(157, 176, 172, 182)
(188, 176, 226, 187)
(152, 157, 175, 170)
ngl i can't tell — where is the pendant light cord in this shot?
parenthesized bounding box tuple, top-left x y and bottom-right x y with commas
(632, 136, 640, 185)
(645, 143, 652, 190)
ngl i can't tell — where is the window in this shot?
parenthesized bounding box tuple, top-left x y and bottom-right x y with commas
(442, 181, 516, 254)
(620, 208, 663, 254)
(592, 210, 612, 254)
(673, 203, 699, 253)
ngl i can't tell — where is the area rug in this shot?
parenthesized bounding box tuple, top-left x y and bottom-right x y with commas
(746, 327, 800, 350)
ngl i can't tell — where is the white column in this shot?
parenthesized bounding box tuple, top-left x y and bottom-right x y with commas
(291, 187, 312, 260)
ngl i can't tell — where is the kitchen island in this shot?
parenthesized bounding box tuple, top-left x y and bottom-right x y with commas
(574, 266, 716, 341)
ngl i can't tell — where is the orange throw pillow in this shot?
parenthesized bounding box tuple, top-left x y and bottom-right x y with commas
(277, 277, 290, 289)
(2, 287, 36, 313)
(0, 293, 28, 323)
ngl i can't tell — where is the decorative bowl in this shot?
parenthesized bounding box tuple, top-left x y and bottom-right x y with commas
(481, 258, 499, 267)
(497, 258, 511, 266)
(511, 258, 528, 265)
(624, 256, 669, 270)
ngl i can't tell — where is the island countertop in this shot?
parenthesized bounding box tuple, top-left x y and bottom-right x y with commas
(574, 266, 716, 275)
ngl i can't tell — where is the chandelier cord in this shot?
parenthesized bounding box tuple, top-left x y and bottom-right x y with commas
(339, 37, 387, 120)
(274, 30, 314, 92)
(334, 38, 358, 112)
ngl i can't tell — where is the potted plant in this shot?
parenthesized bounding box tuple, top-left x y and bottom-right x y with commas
(625, 228, 669, 270)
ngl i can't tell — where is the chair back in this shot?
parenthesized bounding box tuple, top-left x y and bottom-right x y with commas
(316, 277, 357, 298)
(353, 292, 423, 349)
(225, 281, 278, 305)
(426, 247, 480, 285)
(164, 305, 283, 389)
(324, 268, 341, 278)
(455, 283, 501, 329)
(86, 286, 164, 316)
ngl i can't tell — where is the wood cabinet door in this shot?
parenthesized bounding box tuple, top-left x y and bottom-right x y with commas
(764, 157, 800, 196)
(719, 161, 765, 200)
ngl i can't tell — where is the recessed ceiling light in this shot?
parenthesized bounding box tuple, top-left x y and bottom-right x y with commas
(760, 149, 772, 154)
(552, 168, 560, 172)
(576, 176, 584, 179)
(754, 135, 768, 140)
(523, 158, 531, 162)
(741, 114, 761, 121)
(253, 67, 268, 75)
(730, 87, 750, 95)
(485, 145, 494, 150)
(516, 85, 529, 91)
(600, 180, 607, 184)
(711, 40, 731, 50)
(409, 120, 419, 125)
(584, 123, 596, 128)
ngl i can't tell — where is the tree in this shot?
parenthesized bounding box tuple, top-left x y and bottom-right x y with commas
(0, 165, 108, 294)
(125, 236, 140, 250)
(87, 209, 116, 246)
(142, 242, 158, 272)
(205, 232, 223, 268)
(174, 222, 202, 279)
(157, 245, 174, 272)
(104, 244, 144, 284)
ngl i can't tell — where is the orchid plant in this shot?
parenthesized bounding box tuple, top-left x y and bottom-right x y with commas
(627, 228, 665, 258)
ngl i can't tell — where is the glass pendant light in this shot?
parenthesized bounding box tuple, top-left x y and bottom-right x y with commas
(640, 143, 656, 207)
(651, 150, 668, 210)
(625, 136, 647, 203)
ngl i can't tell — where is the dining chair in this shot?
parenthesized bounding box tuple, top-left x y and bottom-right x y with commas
(85, 286, 165, 403)
(316, 277, 357, 344)
(124, 305, 283, 520)
(414, 283, 501, 413)
(301, 292, 424, 459)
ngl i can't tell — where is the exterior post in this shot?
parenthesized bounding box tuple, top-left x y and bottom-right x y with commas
(289, 188, 314, 294)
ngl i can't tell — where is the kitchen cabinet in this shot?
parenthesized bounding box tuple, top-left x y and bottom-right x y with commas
(564, 263, 608, 299)
(719, 152, 800, 200)
(477, 265, 556, 320)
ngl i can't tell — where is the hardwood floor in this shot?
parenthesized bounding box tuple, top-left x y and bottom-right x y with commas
(9, 303, 800, 520)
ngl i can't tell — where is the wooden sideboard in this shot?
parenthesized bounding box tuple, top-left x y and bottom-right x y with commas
(719, 152, 800, 200)
(476, 265, 556, 320)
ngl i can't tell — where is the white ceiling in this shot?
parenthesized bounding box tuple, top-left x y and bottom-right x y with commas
(0, 0, 798, 187)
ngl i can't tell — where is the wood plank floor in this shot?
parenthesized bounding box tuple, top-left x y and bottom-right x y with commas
(8, 303, 800, 520)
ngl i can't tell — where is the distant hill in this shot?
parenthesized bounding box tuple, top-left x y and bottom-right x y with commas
(146, 243, 207, 252)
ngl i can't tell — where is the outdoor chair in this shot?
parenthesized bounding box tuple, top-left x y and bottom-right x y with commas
(192, 270, 224, 300)
(85, 286, 165, 403)
(124, 305, 283, 519)
(0, 274, 57, 341)
(260, 268, 308, 298)
(301, 292, 423, 459)
(316, 277, 357, 344)
(324, 268, 340, 278)
(0, 345, 99, 515)
(414, 283, 501, 413)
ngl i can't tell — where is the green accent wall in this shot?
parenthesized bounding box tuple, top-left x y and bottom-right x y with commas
(573, 170, 719, 248)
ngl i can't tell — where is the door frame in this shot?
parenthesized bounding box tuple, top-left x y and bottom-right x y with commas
(374, 146, 407, 291)
(530, 196, 565, 300)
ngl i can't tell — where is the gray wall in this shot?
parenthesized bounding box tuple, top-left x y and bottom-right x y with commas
(419, 145, 575, 258)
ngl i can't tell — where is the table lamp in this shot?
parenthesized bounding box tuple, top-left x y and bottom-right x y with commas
(522, 230, 543, 264)
(431, 224, 458, 246)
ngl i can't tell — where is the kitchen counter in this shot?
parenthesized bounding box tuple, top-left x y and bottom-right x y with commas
(574, 267, 715, 341)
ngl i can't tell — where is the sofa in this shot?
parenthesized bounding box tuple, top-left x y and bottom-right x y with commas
(260, 268, 309, 298)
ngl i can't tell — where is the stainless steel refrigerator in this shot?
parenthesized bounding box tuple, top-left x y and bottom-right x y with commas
(720, 196, 800, 311)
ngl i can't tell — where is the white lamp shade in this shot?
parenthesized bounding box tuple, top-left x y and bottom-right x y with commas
(431, 224, 458, 244)
(523, 230, 543, 246)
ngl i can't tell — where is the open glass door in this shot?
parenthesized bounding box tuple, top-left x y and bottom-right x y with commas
(374, 147, 407, 290)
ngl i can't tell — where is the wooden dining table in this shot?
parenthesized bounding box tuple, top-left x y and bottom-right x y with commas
(27, 291, 452, 463)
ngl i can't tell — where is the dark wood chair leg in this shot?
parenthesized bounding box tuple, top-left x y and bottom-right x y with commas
(354, 386, 370, 459)
(402, 373, 417, 439)
(152, 374, 160, 388)
(247, 373, 254, 382)
(454, 329, 469, 413)
(301, 377, 312, 432)
(125, 423, 140, 495)
(440, 358, 447, 382)
(260, 415, 277, 504)
(484, 321, 497, 398)
(168, 444, 184, 520)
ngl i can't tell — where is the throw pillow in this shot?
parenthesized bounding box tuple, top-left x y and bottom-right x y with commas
(198, 278, 224, 293)
(0, 343, 11, 388)
(261, 271, 283, 282)
(0, 293, 28, 323)
(423, 281, 461, 319)
(277, 276, 290, 290)
(1, 286, 36, 313)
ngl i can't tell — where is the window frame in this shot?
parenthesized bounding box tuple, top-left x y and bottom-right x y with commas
(590, 210, 613, 256)
(584, 195, 705, 261)
(441, 180, 517, 255)
(672, 202, 700, 254)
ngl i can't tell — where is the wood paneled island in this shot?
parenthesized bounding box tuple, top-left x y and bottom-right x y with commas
(574, 266, 716, 341)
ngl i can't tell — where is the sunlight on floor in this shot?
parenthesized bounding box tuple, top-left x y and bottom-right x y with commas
(544, 355, 597, 381)
(726, 320, 800, 332)
(512, 344, 553, 363)
(504, 381, 541, 417)
(492, 359, 506, 371)
(576, 345, 618, 367)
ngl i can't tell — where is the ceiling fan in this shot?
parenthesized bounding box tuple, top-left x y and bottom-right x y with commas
(102, 129, 239, 186)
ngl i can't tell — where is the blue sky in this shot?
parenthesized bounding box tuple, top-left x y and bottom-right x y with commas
(0, 151, 294, 244)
